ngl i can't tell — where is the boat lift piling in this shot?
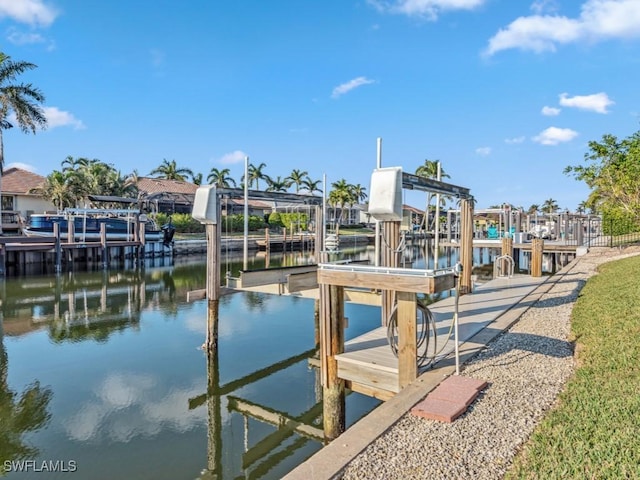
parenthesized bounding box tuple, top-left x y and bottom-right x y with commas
(317, 164, 474, 437)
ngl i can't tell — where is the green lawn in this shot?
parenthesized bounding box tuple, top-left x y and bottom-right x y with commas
(507, 255, 640, 479)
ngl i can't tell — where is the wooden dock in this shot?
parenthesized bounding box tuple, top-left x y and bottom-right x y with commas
(336, 274, 549, 400)
(0, 235, 168, 274)
(441, 239, 580, 254)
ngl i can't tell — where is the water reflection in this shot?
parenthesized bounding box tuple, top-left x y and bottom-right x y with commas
(0, 248, 381, 479)
(0, 319, 54, 476)
(0, 241, 517, 479)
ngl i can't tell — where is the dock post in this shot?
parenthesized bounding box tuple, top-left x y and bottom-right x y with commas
(54, 223, 62, 273)
(322, 284, 345, 440)
(314, 299, 320, 348)
(314, 206, 322, 263)
(381, 220, 400, 326)
(459, 198, 474, 294)
(204, 199, 221, 352)
(0, 244, 5, 276)
(501, 236, 513, 274)
(531, 238, 544, 277)
(100, 223, 108, 269)
(67, 220, 75, 265)
(265, 227, 270, 256)
(138, 220, 146, 262)
(397, 291, 418, 388)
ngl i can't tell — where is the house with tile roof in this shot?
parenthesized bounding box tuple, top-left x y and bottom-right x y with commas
(137, 177, 274, 219)
(1, 167, 55, 233)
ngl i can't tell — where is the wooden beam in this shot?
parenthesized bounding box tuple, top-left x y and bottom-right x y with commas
(287, 271, 319, 292)
(346, 381, 395, 402)
(239, 265, 317, 288)
(318, 268, 455, 294)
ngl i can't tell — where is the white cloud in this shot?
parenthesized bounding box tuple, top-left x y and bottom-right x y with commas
(530, 0, 559, 15)
(0, 0, 58, 26)
(559, 92, 614, 113)
(331, 77, 375, 98)
(368, 0, 486, 20)
(505, 136, 526, 144)
(65, 372, 206, 442)
(485, 0, 640, 56)
(43, 106, 86, 130)
(541, 106, 561, 116)
(219, 150, 248, 164)
(475, 146, 491, 156)
(532, 126, 578, 145)
(7, 27, 46, 45)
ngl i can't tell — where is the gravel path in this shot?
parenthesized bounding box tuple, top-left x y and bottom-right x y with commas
(338, 246, 640, 480)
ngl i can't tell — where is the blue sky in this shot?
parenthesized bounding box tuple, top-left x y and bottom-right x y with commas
(2, 0, 639, 211)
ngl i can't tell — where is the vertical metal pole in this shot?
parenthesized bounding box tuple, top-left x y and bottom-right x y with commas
(454, 274, 461, 375)
(434, 161, 441, 268)
(374, 137, 382, 267)
(322, 174, 327, 255)
(243, 156, 249, 271)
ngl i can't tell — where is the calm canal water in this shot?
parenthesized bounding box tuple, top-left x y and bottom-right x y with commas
(1, 248, 386, 480)
(0, 242, 519, 479)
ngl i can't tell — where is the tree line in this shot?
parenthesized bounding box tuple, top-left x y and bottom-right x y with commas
(2, 50, 639, 231)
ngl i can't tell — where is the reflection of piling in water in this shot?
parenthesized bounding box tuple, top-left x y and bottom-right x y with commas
(204, 301, 222, 479)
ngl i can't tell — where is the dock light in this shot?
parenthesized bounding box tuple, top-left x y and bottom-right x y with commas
(192, 185, 218, 224)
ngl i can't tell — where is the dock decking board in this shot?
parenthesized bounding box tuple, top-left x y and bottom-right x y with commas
(336, 274, 549, 394)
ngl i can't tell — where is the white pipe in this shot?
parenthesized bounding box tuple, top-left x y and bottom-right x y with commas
(322, 173, 327, 256)
(243, 156, 249, 270)
(434, 161, 441, 268)
(374, 137, 382, 267)
(454, 268, 461, 375)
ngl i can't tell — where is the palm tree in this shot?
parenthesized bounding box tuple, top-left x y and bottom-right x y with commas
(527, 204, 540, 215)
(243, 162, 267, 190)
(265, 175, 292, 192)
(29, 171, 75, 209)
(541, 198, 559, 214)
(207, 168, 236, 188)
(286, 169, 308, 193)
(328, 179, 356, 234)
(191, 172, 203, 186)
(0, 53, 47, 233)
(149, 159, 193, 181)
(415, 159, 450, 231)
(352, 184, 368, 203)
(301, 177, 323, 195)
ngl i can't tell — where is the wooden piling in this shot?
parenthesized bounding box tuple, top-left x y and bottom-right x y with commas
(314, 299, 320, 348)
(501, 236, 513, 274)
(459, 198, 474, 294)
(203, 197, 222, 356)
(100, 223, 108, 268)
(322, 284, 345, 440)
(531, 238, 544, 277)
(54, 223, 62, 273)
(381, 220, 400, 326)
(397, 291, 417, 388)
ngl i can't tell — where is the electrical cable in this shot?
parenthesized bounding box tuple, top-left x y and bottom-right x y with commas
(385, 262, 462, 369)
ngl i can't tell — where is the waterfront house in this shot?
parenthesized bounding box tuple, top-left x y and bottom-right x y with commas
(1, 167, 55, 233)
